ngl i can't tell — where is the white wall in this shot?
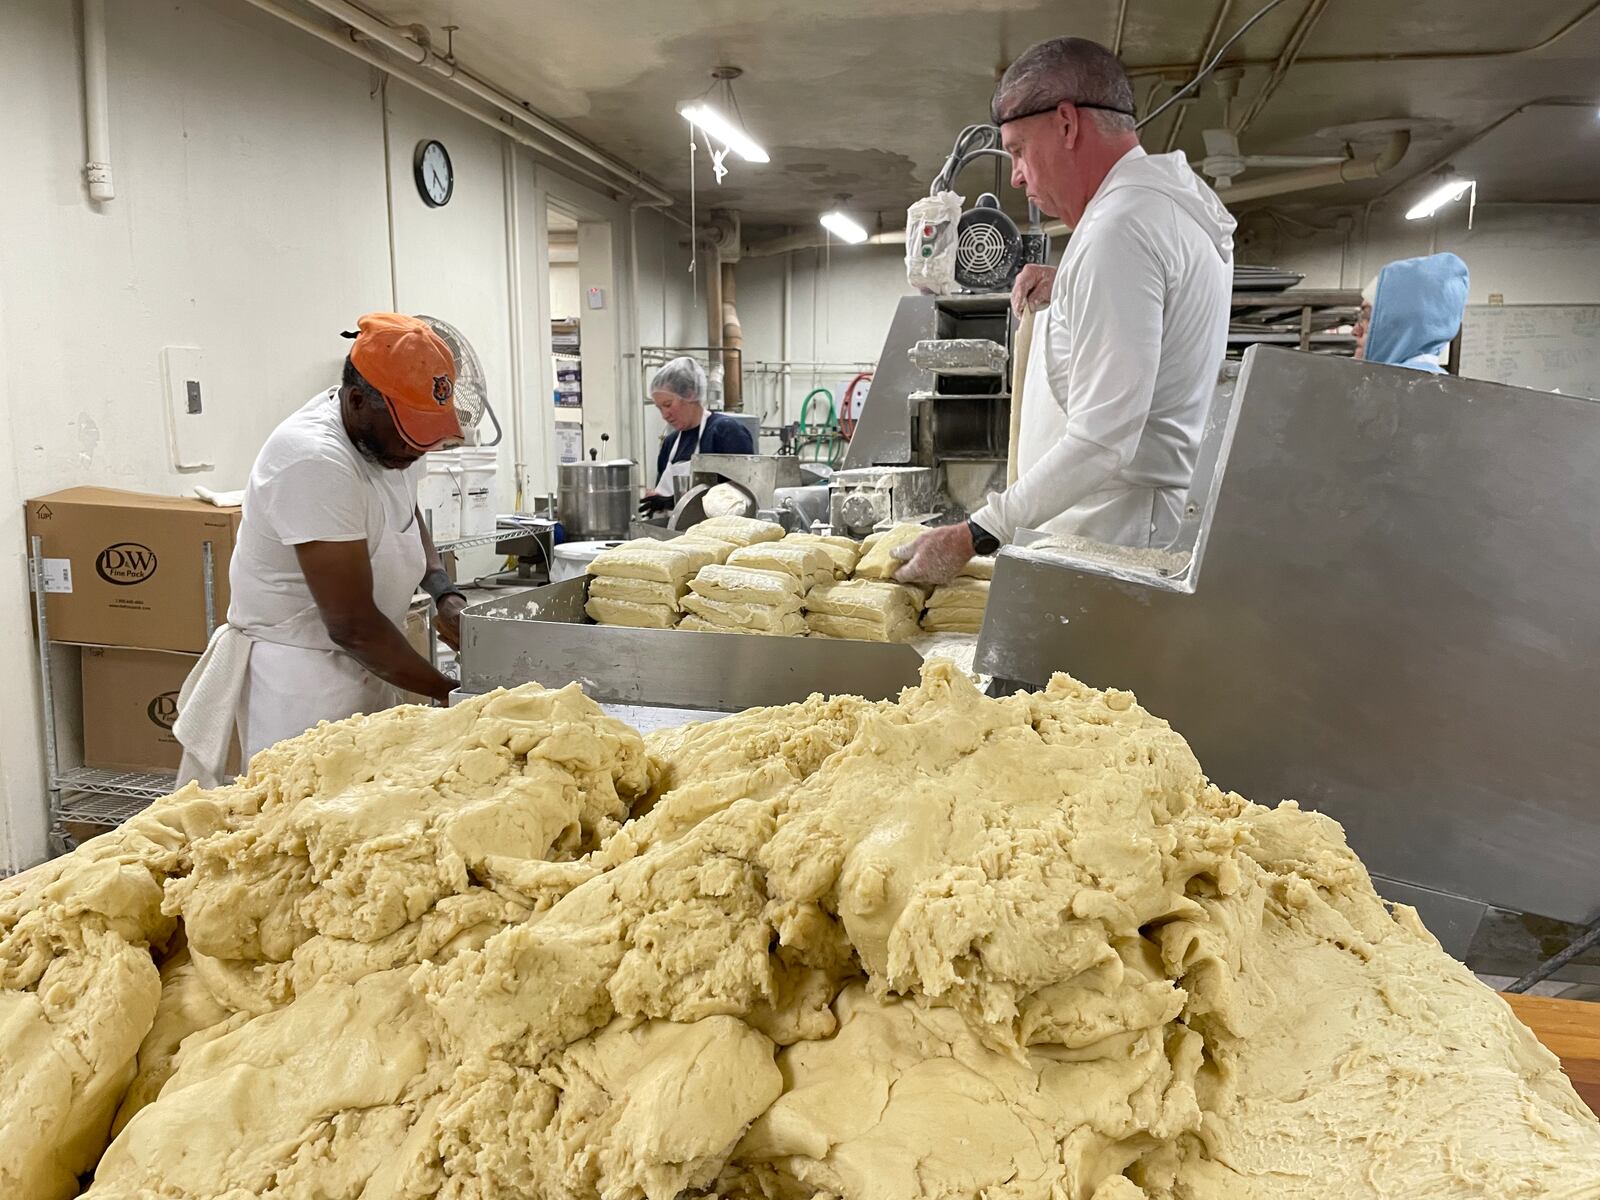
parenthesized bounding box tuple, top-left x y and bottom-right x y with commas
(728, 244, 909, 445)
(0, 0, 692, 871)
(1243, 202, 1600, 305)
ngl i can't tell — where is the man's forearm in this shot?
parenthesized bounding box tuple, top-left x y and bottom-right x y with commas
(326, 612, 455, 702)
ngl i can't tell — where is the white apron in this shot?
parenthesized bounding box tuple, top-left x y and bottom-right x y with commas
(651, 408, 709, 496)
(175, 509, 424, 786)
(1016, 308, 1181, 548)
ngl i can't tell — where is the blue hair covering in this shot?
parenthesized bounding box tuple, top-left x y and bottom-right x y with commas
(1364, 252, 1470, 373)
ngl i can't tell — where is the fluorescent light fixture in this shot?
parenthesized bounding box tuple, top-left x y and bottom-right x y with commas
(678, 101, 769, 163)
(1405, 178, 1474, 221)
(820, 210, 869, 244)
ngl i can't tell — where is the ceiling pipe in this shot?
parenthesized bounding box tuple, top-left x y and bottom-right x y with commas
(1232, 0, 1332, 135)
(1124, 0, 1600, 77)
(239, 0, 649, 203)
(743, 226, 904, 258)
(1216, 128, 1409, 204)
(282, 0, 675, 207)
(81, 0, 114, 201)
(1110, 0, 1130, 55)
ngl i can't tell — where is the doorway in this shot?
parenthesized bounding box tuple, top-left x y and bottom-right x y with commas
(547, 204, 584, 465)
(545, 199, 622, 469)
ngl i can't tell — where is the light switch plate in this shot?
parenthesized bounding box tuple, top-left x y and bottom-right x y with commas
(161, 346, 215, 472)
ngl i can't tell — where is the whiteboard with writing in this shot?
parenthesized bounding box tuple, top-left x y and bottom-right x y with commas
(1461, 304, 1600, 400)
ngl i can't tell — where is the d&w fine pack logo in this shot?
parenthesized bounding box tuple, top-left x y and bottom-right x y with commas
(147, 691, 180, 731)
(96, 542, 158, 585)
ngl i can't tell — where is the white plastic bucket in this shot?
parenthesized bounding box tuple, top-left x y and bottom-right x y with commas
(419, 451, 461, 542)
(458, 447, 497, 536)
(550, 539, 619, 583)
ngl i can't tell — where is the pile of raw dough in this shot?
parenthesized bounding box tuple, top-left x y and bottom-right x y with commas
(681, 564, 806, 636)
(5, 665, 1598, 1199)
(921, 575, 990, 633)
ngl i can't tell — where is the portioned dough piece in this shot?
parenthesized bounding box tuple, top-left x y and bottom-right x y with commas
(586, 597, 680, 629)
(671, 533, 737, 563)
(726, 542, 834, 590)
(960, 555, 996, 579)
(588, 542, 703, 586)
(804, 579, 922, 624)
(681, 593, 802, 630)
(805, 610, 920, 642)
(852, 522, 930, 580)
(688, 564, 804, 606)
(702, 481, 753, 520)
(680, 613, 806, 637)
(691, 515, 786, 546)
(919, 610, 984, 634)
(926, 577, 991, 611)
(588, 576, 687, 611)
(780, 533, 860, 577)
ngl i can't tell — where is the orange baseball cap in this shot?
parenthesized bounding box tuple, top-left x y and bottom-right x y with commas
(347, 312, 462, 451)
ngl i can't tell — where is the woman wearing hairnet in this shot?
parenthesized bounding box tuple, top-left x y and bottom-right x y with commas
(639, 356, 755, 514)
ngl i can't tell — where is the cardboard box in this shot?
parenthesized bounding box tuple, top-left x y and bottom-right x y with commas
(80, 646, 240, 774)
(25, 487, 242, 653)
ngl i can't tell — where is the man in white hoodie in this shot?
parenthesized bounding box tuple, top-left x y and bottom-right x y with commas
(897, 36, 1235, 582)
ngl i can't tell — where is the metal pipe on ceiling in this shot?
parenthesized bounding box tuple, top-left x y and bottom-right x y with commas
(1111, 0, 1131, 55)
(283, 0, 674, 206)
(1217, 128, 1409, 203)
(1231, 0, 1331, 134)
(1123, 0, 1600, 76)
(743, 226, 904, 258)
(239, 0, 643, 202)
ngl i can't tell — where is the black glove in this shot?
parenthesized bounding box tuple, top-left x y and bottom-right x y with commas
(638, 493, 674, 515)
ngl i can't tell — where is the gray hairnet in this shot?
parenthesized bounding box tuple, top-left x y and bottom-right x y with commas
(648, 356, 707, 404)
(992, 37, 1136, 132)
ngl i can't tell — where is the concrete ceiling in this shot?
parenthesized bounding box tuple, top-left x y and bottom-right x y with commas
(351, 0, 1600, 231)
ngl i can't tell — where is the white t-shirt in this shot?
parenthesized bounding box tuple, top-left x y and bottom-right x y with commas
(227, 389, 424, 651)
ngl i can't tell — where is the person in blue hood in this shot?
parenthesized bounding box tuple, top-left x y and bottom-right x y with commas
(1356, 252, 1470, 374)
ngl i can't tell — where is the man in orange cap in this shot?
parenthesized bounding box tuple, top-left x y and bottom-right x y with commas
(176, 314, 473, 786)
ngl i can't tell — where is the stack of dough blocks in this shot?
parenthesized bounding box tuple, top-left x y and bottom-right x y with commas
(584, 539, 716, 628)
(583, 517, 993, 641)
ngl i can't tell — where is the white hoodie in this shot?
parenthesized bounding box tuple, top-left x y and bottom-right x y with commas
(973, 146, 1235, 547)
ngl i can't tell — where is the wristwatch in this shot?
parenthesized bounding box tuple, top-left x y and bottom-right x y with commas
(966, 518, 1001, 556)
(421, 567, 467, 607)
